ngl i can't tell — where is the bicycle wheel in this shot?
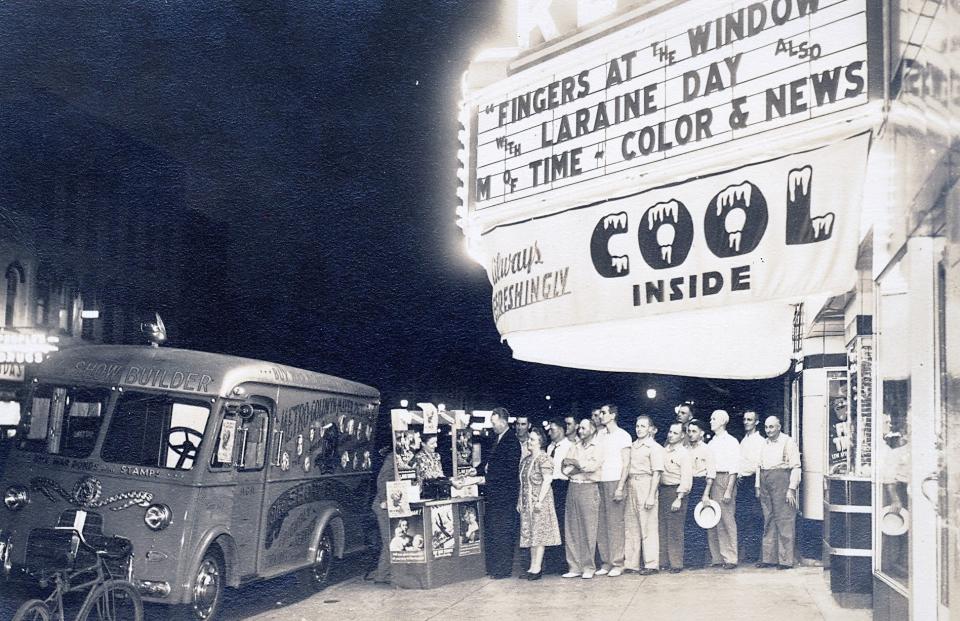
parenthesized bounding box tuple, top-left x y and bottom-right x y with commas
(12, 599, 52, 621)
(76, 580, 143, 621)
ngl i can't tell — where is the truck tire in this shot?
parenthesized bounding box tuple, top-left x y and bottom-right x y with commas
(182, 549, 224, 620)
(296, 524, 335, 593)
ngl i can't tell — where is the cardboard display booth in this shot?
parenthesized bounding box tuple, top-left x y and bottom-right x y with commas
(386, 404, 488, 589)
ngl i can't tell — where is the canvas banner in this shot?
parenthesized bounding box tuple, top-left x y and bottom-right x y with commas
(482, 133, 869, 339)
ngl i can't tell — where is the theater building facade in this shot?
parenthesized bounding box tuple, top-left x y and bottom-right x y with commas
(455, 1, 959, 619)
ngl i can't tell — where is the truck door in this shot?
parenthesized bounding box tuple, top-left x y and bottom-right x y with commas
(214, 404, 270, 577)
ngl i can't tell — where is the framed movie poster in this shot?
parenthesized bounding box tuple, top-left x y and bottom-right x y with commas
(458, 501, 481, 556)
(389, 512, 426, 564)
(827, 369, 850, 474)
(393, 429, 422, 481)
(431, 504, 455, 558)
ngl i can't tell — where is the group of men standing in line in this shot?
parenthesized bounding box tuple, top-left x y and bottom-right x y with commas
(478, 402, 802, 580)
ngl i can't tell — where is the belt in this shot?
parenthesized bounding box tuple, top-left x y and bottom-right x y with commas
(628, 473, 653, 479)
(715, 471, 731, 474)
(659, 482, 679, 487)
(569, 479, 597, 484)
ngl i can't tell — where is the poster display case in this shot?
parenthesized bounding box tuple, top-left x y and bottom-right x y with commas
(386, 404, 486, 588)
(823, 335, 875, 600)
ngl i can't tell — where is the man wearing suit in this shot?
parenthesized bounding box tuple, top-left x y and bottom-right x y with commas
(479, 407, 522, 579)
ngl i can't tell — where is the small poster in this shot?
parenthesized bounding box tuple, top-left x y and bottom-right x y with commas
(421, 403, 439, 434)
(389, 513, 426, 563)
(394, 430, 421, 480)
(390, 408, 409, 431)
(431, 504, 455, 558)
(386, 480, 414, 518)
(217, 419, 237, 463)
(827, 369, 849, 474)
(454, 429, 473, 475)
(458, 502, 481, 556)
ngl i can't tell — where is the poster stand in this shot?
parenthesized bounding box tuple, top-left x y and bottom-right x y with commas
(387, 405, 486, 588)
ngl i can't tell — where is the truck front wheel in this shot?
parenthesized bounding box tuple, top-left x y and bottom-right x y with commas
(182, 549, 224, 620)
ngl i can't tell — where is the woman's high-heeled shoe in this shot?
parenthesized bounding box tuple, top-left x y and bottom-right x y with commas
(526, 570, 542, 581)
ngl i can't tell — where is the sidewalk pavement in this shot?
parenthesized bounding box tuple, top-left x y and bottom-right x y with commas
(244, 566, 873, 621)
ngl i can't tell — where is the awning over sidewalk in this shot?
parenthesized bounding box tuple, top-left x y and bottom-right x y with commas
(503, 300, 796, 379)
(480, 134, 870, 379)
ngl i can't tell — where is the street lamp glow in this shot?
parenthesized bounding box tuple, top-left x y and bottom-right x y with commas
(545, 395, 551, 401)
(400, 399, 409, 408)
(646, 388, 657, 399)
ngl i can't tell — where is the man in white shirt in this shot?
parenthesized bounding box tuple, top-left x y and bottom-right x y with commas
(756, 416, 802, 569)
(706, 410, 739, 569)
(561, 417, 605, 579)
(545, 418, 573, 574)
(615, 415, 664, 574)
(737, 410, 764, 563)
(595, 404, 632, 577)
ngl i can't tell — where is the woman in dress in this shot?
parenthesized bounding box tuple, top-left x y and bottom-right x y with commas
(516, 427, 561, 579)
(414, 434, 444, 483)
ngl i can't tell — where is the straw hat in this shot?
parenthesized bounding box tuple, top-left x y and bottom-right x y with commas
(880, 505, 909, 536)
(694, 499, 722, 529)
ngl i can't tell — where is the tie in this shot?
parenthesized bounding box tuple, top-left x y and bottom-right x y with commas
(548, 444, 556, 457)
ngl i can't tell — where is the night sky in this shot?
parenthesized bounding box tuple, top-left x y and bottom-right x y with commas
(0, 1, 783, 431)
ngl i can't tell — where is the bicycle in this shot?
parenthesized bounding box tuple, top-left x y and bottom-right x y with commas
(12, 527, 143, 621)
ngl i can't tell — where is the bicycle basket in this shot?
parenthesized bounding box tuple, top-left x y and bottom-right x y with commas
(24, 528, 96, 573)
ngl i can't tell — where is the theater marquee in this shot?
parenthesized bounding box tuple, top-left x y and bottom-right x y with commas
(466, 0, 876, 212)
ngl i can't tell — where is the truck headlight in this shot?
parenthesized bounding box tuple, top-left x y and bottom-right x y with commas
(144, 503, 172, 531)
(3, 485, 28, 511)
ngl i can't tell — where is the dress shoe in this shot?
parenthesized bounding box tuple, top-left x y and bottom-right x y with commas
(777, 564, 793, 570)
(517, 572, 530, 580)
(594, 567, 610, 576)
(581, 571, 595, 579)
(607, 567, 623, 578)
(668, 567, 682, 574)
(722, 563, 738, 570)
(638, 568, 659, 576)
(527, 571, 543, 581)
(561, 572, 581, 579)
(755, 562, 776, 568)
(709, 563, 723, 568)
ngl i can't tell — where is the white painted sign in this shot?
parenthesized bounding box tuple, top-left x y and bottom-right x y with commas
(469, 0, 872, 211)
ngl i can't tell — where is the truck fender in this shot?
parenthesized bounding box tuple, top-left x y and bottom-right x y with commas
(308, 504, 345, 565)
(182, 527, 238, 596)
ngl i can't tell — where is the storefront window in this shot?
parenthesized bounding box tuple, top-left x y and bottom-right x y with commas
(876, 258, 911, 588)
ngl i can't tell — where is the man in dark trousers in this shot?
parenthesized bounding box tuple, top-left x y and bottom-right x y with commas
(367, 448, 396, 583)
(479, 407, 522, 579)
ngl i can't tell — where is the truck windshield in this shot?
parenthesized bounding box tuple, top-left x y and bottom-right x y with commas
(102, 391, 211, 471)
(19, 385, 111, 458)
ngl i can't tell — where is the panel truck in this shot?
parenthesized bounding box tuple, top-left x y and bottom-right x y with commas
(0, 345, 380, 620)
